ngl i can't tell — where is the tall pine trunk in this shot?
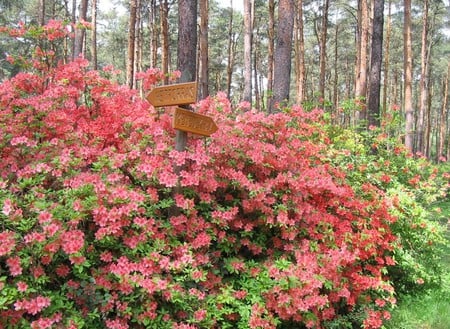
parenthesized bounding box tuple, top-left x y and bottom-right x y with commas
(91, 0, 97, 70)
(367, 0, 384, 128)
(226, 1, 235, 100)
(267, 0, 275, 107)
(161, 0, 169, 84)
(382, 0, 391, 120)
(271, 0, 295, 112)
(176, 0, 197, 153)
(318, 0, 329, 99)
(417, 0, 429, 155)
(73, 0, 88, 60)
(404, 0, 414, 151)
(294, 0, 305, 104)
(149, 0, 158, 68)
(355, 0, 369, 124)
(199, 0, 209, 100)
(439, 64, 449, 162)
(126, 0, 137, 89)
(39, 0, 46, 25)
(243, 0, 253, 103)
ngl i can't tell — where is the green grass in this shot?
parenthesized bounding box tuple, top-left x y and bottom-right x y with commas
(383, 277, 450, 329)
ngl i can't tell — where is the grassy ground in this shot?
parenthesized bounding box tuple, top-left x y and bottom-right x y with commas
(383, 277, 450, 329)
(384, 200, 450, 329)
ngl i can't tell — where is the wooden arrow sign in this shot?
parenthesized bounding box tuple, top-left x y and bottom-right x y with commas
(173, 107, 218, 136)
(147, 82, 197, 107)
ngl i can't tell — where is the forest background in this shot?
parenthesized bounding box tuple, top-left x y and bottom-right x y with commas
(0, 0, 450, 328)
(1, 0, 450, 159)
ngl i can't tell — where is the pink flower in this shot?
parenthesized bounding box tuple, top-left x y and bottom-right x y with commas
(362, 310, 383, 329)
(60, 230, 84, 254)
(191, 270, 204, 281)
(38, 211, 53, 223)
(17, 281, 28, 292)
(6, 256, 22, 276)
(14, 296, 51, 315)
(2, 199, 13, 216)
(233, 290, 247, 299)
(191, 232, 211, 249)
(0, 231, 15, 256)
(193, 309, 207, 322)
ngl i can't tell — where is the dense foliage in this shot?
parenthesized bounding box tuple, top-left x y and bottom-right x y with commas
(0, 21, 448, 329)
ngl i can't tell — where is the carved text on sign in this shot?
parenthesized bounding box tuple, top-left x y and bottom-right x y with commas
(173, 107, 218, 137)
(146, 82, 197, 107)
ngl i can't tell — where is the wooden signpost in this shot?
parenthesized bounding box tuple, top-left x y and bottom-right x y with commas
(173, 107, 218, 137)
(147, 81, 216, 215)
(146, 81, 198, 107)
(146, 81, 218, 137)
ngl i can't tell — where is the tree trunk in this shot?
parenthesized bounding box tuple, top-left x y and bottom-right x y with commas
(199, 0, 209, 100)
(243, 0, 253, 103)
(267, 0, 275, 107)
(149, 0, 158, 68)
(254, 28, 260, 110)
(39, 0, 46, 25)
(404, 0, 414, 151)
(177, 0, 197, 83)
(73, 0, 88, 59)
(136, 0, 143, 95)
(126, 0, 137, 88)
(91, 0, 97, 70)
(294, 0, 305, 104)
(226, 1, 235, 100)
(417, 0, 429, 155)
(271, 0, 295, 112)
(333, 21, 339, 116)
(355, 0, 369, 124)
(438, 63, 449, 162)
(367, 0, 384, 128)
(318, 0, 329, 99)
(176, 0, 197, 154)
(161, 0, 169, 84)
(382, 0, 391, 122)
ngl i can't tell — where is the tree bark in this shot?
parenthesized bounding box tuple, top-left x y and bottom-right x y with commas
(161, 0, 169, 84)
(254, 28, 260, 110)
(136, 0, 143, 94)
(149, 0, 158, 68)
(176, 0, 197, 155)
(126, 0, 137, 88)
(226, 1, 235, 100)
(243, 0, 253, 103)
(417, 0, 429, 155)
(177, 0, 197, 83)
(91, 0, 97, 70)
(199, 0, 209, 100)
(271, 0, 295, 112)
(355, 0, 369, 124)
(318, 0, 329, 99)
(438, 63, 449, 162)
(39, 0, 46, 25)
(367, 0, 384, 128)
(382, 0, 391, 121)
(73, 0, 88, 59)
(294, 0, 305, 104)
(404, 0, 414, 151)
(267, 0, 275, 107)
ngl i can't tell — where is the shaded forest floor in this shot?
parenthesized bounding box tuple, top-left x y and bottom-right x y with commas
(384, 199, 450, 329)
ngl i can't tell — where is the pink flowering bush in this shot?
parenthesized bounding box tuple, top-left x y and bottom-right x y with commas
(0, 21, 405, 329)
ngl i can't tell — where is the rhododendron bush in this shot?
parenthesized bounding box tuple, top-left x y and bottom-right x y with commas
(0, 22, 402, 329)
